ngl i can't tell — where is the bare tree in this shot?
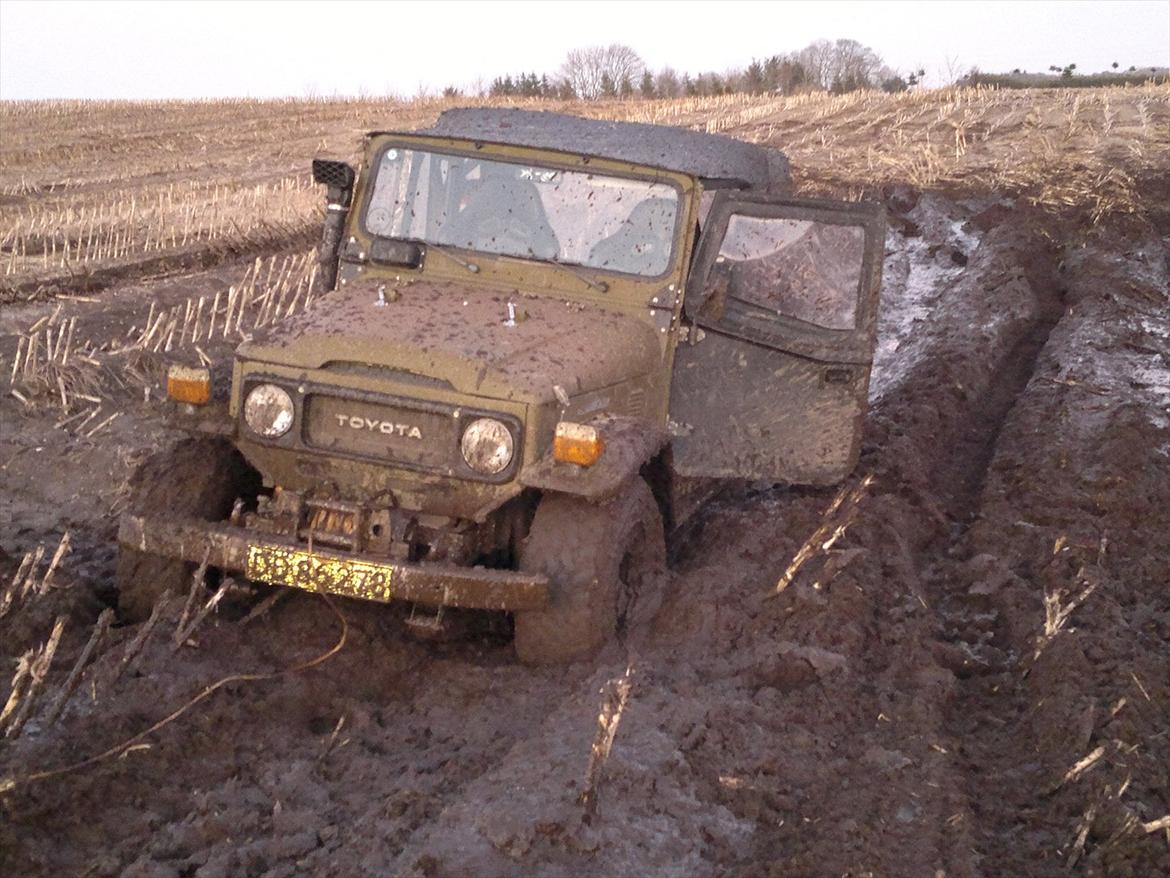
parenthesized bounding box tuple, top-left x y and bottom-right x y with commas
(654, 66, 682, 98)
(795, 38, 883, 92)
(796, 39, 836, 90)
(831, 39, 882, 90)
(561, 48, 599, 99)
(560, 45, 646, 100)
(942, 54, 965, 85)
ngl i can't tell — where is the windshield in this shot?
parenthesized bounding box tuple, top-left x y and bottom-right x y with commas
(364, 147, 681, 278)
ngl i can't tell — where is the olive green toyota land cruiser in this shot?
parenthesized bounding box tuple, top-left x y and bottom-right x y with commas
(117, 109, 885, 664)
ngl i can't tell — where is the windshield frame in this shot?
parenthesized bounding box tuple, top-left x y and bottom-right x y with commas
(356, 137, 688, 283)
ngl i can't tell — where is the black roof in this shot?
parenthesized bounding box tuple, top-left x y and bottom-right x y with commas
(416, 108, 788, 191)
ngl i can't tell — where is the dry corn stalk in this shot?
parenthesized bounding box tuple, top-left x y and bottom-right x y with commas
(19, 544, 46, 597)
(45, 608, 114, 726)
(1143, 815, 1170, 835)
(40, 531, 71, 590)
(773, 473, 875, 594)
(3, 616, 67, 738)
(317, 715, 349, 763)
(174, 547, 211, 638)
(1067, 801, 1100, 869)
(580, 664, 634, 818)
(1032, 548, 1099, 663)
(241, 587, 290, 625)
(1046, 743, 1111, 796)
(173, 579, 232, 651)
(109, 594, 173, 686)
(0, 652, 34, 730)
(0, 551, 37, 618)
(0, 534, 69, 618)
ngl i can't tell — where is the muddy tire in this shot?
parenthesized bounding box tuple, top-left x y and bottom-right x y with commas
(116, 437, 257, 622)
(514, 479, 666, 665)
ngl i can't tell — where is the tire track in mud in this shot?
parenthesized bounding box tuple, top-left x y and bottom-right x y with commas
(739, 203, 1068, 878)
(895, 225, 1067, 878)
(872, 204, 1170, 878)
(854, 202, 1077, 878)
(935, 234, 1170, 877)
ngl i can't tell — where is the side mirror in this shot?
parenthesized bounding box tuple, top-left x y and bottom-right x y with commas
(312, 159, 355, 191)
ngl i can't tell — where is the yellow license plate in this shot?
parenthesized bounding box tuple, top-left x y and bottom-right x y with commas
(245, 545, 395, 602)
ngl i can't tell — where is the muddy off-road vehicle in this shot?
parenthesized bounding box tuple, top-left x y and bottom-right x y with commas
(117, 109, 884, 663)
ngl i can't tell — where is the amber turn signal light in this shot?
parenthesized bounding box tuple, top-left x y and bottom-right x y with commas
(553, 421, 604, 466)
(166, 365, 211, 405)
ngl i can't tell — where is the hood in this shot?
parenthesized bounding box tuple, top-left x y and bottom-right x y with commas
(238, 279, 663, 404)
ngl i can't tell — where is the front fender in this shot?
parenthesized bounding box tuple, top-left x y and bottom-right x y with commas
(519, 416, 668, 503)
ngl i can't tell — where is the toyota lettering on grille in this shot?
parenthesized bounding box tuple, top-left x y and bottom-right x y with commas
(335, 413, 423, 439)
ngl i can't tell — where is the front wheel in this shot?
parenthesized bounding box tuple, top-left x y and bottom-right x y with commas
(514, 479, 666, 665)
(116, 437, 258, 621)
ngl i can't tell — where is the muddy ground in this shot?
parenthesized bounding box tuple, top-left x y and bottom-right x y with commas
(1, 187, 1168, 878)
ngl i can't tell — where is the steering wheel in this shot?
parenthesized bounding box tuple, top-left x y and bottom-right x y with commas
(473, 215, 533, 253)
(589, 227, 668, 275)
(472, 214, 557, 259)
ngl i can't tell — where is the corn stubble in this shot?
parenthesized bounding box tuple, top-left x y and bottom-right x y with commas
(2, 84, 1166, 297)
(6, 250, 317, 417)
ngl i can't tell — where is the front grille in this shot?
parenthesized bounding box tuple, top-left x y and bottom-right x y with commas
(303, 393, 457, 470)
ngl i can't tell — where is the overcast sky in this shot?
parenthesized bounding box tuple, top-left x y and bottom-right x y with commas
(1, 0, 1167, 100)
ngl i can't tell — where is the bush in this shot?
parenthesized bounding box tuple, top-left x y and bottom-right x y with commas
(961, 70, 1168, 89)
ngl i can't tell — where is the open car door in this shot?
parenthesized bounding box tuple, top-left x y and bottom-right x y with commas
(669, 193, 885, 485)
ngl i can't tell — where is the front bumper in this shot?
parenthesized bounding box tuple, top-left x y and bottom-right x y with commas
(118, 514, 549, 611)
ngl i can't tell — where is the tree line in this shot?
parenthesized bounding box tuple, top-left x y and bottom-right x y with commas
(476, 39, 925, 100)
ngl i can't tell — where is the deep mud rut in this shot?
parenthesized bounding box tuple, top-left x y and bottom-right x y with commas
(2, 191, 1168, 878)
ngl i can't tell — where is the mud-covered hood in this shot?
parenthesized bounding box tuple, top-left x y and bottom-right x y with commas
(238, 279, 663, 404)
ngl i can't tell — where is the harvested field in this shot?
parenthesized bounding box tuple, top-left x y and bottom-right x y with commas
(2, 86, 1169, 878)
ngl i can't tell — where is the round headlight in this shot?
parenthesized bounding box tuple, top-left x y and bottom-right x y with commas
(244, 384, 294, 438)
(460, 418, 514, 475)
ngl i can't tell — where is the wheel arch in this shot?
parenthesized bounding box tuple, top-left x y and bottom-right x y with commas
(518, 415, 669, 506)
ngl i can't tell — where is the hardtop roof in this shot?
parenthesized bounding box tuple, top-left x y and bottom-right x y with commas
(379, 108, 787, 190)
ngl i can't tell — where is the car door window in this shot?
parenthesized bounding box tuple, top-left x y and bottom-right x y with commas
(719, 215, 864, 331)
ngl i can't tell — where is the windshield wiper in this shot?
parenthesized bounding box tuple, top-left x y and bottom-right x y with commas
(428, 241, 608, 293)
(549, 259, 609, 294)
(425, 242, 480, 274)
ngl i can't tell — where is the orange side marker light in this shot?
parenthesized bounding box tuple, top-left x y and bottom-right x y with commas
(166, 365, 211, 405)
(553, 421, 604, 466)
